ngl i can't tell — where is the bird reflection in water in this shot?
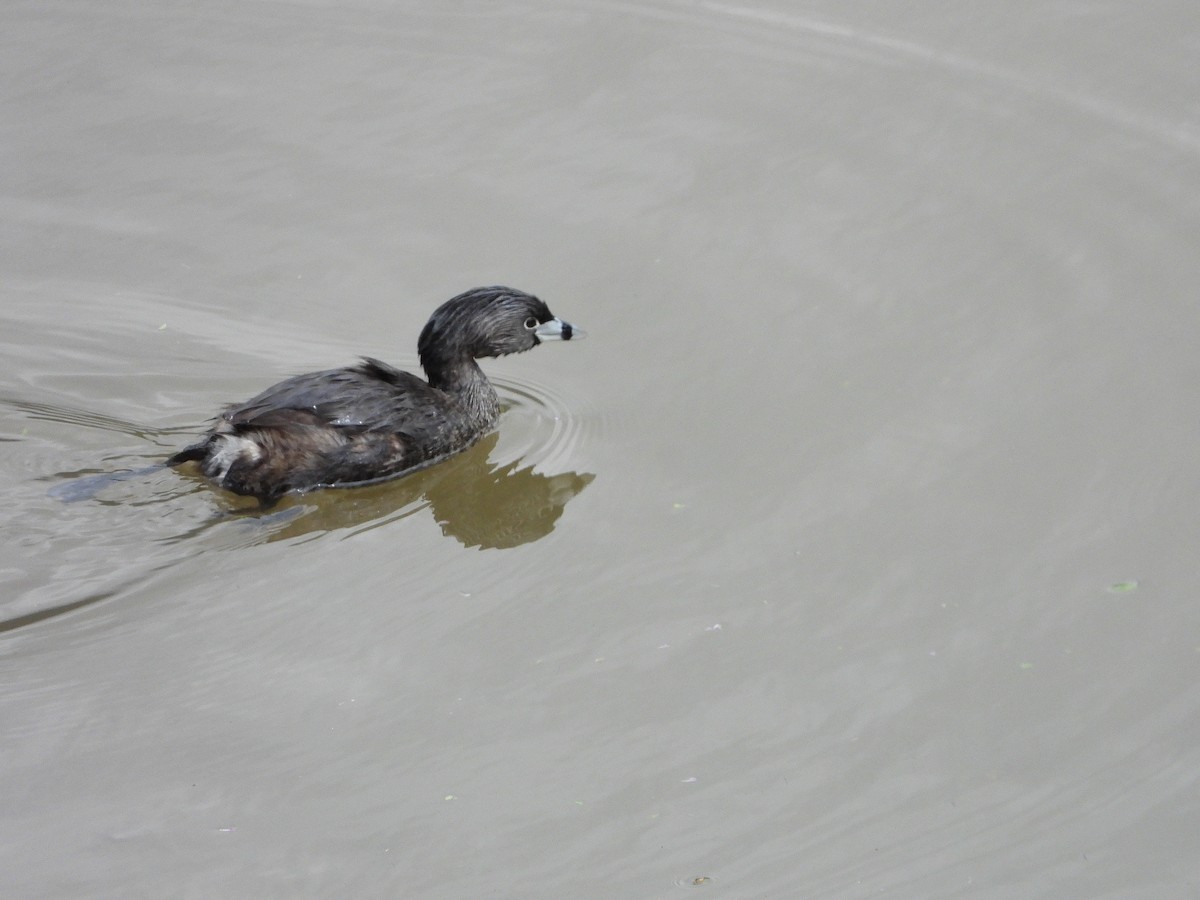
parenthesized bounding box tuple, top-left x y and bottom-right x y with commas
(246, 432, 593, 548)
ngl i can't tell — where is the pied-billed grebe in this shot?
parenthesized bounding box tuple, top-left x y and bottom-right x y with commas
(168, 286, 582, 499)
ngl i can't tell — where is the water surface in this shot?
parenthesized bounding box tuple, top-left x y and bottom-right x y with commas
(3, 1, 1199, 897)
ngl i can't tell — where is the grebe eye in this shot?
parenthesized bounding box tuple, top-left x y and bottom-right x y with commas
(524, 316, 539, 330)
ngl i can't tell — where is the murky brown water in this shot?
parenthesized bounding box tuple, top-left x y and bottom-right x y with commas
(4, 1, 1200, 897)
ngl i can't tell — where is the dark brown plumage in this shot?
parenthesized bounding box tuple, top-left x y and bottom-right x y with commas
(168, 286, 581, 499)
